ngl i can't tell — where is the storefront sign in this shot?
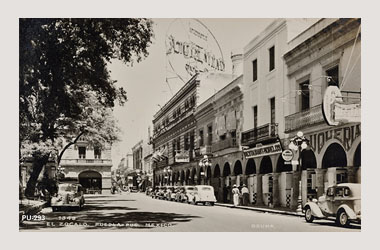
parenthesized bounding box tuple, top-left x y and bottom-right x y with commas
(307, 123, 361, 154)
(175, 151, 190, 163)
(166, 19, 225, 82)
(282, 149, 294, 161)
(243, 142, 282, 159)
(334, 102, 361, 123)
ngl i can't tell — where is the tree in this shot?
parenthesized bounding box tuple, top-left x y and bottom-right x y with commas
(19, 18, 154, 198)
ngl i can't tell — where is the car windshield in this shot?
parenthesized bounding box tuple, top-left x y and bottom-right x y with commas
(186, 187, 195, 191)
(58, 184, 77, 193)
(202, 187, 212, 191)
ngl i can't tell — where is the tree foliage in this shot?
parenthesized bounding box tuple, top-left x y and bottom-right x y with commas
(19, 18, 154, 197)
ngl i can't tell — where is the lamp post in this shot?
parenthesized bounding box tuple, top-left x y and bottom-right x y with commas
(163, 166, 172, 185)
(199, 155, 212, 185)
(288, 131, 309, 213)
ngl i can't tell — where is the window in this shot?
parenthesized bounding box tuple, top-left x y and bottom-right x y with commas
(184, 133, 189, 151)
(94, 146, 101, 159)
(177, 138, 181, 152)
(78, 146, 86, 159)
(230, 130, 236, 138)
(270, 98, 275, 124)
(269, 46, 275, 71)
(172, 140, 176, 157)
(199, 129, 204, 147)
(252, 59, 258, 81)
(190, 131, 195, 150)
(253, 106, 258, 128)
(300, 80, 310, 111)
(326, 65, 339, 87)
(207, 125, 213, 145)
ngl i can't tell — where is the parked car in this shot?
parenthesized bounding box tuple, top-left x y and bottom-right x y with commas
(182, 186, 196, 203)
(51, 183, 85, 212)
(175, 187, 185, 202)
(156, 186, 167, 200)
(192, 185, 217, 206)
(165, 186, 176, 201)
(304, 183, 361, 227)
(151, 187, 159, 198)
(130, 186, 139, 193)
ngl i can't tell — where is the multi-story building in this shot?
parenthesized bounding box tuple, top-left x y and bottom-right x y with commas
(60, 136, 112, 194)
(152, 73, 234, 187)
(132, 140, 143, 171)
(241, 19, 319, 208)
(195, 72, 244, 202)
(283, 18, 361, 207)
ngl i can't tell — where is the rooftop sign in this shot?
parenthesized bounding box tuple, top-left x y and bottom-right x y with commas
(166, 19, 225, 82)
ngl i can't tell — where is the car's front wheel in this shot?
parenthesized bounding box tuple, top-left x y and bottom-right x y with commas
(337, 210, 350, 227)
(305, 206, 314, 223)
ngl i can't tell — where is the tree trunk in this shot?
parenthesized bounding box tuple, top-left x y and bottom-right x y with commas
(24, 154, 50, 198)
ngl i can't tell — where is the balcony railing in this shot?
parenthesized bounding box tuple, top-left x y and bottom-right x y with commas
(241, 123, 278, 146)
(200, 145, 212, 155)
(284, 104, 325, 133)
(212, 138, 238, 152)
(61, 159, 112, 164)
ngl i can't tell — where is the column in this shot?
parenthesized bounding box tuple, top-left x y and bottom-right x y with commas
(347, 166, 356, 183)
(315, 168, 325, 198)
(272, 173, 280, 207)
(256, 174, 263, 206)
(291, 171, 301, 210)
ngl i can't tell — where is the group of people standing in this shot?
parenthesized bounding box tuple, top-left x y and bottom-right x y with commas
(223, 184, 250, 207)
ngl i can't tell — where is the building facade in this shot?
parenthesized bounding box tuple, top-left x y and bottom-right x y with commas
(60, 136, 112, 194)
(152, 73, 234, 187)
(283, 18, 361, 207)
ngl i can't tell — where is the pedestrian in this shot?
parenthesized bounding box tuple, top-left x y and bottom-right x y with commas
(241, 184, 249, 206)
(232, 184, 240, 207)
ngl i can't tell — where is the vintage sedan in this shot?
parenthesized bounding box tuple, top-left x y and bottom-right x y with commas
(51, 183, 85, 212)
(304, 183, 361, 227)
(192, 185, 217, 206)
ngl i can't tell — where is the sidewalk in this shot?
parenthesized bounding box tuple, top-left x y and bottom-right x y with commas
(215, 202, 304, 217)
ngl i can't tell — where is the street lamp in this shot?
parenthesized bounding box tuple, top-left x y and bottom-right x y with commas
(199, 155, 212, 184)
(289, 131, 309, 213)
(163, 166, 172, 185)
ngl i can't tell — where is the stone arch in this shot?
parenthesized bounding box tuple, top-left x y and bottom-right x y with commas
(245, 159, 256, 175)
(322, 143, 347, 168)
(223, 162, 231, 177)
(301, 149, 317, 170)
(214, 164, 221, 177)
(259, 156, 273, 174)
(354, 143, 361, 167)
(78, 170, 102, 193)
(206, 166, 212, 180)
(276, 156, 292, 172)
(233, 160, 243, 175)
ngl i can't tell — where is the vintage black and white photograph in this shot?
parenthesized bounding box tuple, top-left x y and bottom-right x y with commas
(17, 16, 362, 232)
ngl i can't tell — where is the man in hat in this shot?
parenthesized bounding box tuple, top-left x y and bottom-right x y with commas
(241, 184, 249, 206)
(232, 184, 240, 207)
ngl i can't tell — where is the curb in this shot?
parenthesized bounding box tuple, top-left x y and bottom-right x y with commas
(215, 203, 304, 217)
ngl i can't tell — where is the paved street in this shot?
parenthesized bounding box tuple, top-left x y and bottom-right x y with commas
(20, 192, 360, 232)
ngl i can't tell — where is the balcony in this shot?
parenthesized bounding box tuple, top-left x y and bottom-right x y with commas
(60, 158, 112, 166)
(212, 138, 238, 152)
(241, 123, 278, 146)
(200, 145, 212, 155)
(284, 104, 325, 133)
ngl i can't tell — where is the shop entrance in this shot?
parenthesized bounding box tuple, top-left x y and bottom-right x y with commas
(79, 170, 102, 194)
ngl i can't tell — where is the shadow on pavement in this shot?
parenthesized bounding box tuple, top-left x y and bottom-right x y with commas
(307, 220, 361, 230)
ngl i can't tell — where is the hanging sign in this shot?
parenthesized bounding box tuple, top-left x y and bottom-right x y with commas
(243, 142, 282, 159)
(166, 19, 225, 82)
(281, 149, 294, 161)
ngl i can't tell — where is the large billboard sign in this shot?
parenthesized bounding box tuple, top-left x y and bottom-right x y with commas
(166, 19, 226, 82)
(322, 86, 361, 126)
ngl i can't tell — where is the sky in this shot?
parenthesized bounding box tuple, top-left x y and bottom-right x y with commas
(108, 18, 276, 168)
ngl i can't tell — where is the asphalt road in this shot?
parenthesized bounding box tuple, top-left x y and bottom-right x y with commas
(20, 192, 361, 232)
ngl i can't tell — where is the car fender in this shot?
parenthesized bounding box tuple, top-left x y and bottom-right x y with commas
(304, 202, 324, 218)
(338, 204, 357, 220)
